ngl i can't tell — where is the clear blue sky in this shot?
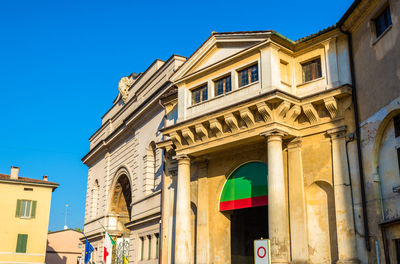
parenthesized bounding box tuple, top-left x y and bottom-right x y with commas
(0, 0, 354, 231)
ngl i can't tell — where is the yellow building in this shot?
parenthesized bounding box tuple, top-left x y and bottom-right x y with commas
(0, 166, 58, 264)
(158, 28, 362, 263)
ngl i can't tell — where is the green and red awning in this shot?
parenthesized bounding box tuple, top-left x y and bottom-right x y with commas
(219, 161, 268, 211)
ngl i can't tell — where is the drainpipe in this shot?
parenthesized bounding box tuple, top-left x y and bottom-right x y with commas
(158, 98, 167, 264)
(339, 25, 371, 251)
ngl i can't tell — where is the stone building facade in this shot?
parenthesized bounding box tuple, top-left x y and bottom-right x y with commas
(158, 30, 363, 264)
(82, 1, 400, 263)
(81, 55, 185, 264)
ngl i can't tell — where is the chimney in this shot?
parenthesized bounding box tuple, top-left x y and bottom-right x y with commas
(10, 166, 19, 180)
(42, 175, 48, 181)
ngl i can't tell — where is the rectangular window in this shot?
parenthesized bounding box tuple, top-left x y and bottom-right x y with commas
(155, 233, 159, 259)
(191, 85, 208, 104)
(302, 58, 322, 83)
(215, 75, 232, 96)
(140, 237, 144, 261)
(147, 235, 152, 260)
(15, 200, 36, 219)
(375, 6, 392, 38)
(16, 234, 28, 253)
(238, 64, 258, 87)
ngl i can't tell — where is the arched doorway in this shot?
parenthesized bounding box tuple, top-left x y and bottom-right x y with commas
(219, 161, 268, 264)
(110, 173, 132, 264)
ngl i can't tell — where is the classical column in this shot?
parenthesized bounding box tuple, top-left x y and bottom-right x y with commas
(262, 130, 289, 263)
(327, 127, 359, 263)
(174, 154, 192, 264)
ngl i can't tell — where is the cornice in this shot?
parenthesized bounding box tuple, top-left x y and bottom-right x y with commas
(161, 85, 352, 156)
(174, 39, 272, 85)
(90, 55, 185, 143)
(82, 82, 172, 166)
(341, 0, 383, 33)
(0, 179, 58, 190)
(125, 212, 161, 229)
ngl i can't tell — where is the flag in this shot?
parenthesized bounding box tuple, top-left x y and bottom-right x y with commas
(84, 236, 94, 264)
(104, 232, 115, 264)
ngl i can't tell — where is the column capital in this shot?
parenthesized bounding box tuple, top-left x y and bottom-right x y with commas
(173, 154, 191, 164)
(326, 126, 347, 140)
(260, 129, 288, 142)
(287, 137, 302, 149)
(173, 154, 190, 160)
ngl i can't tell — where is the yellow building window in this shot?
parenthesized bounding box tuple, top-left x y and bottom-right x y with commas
(238, 64, 258, 87)
(15, 200, 37, 219)
(16, 234, 28, 253)
(301, 58, 322, 83)
(215, 75, 232, 96)
(191, 85, 208, 104)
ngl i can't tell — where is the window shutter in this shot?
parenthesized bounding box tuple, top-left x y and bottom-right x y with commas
(15, 200, 21, 217)
(31, 201, 37, 218)
(16, 234, 28, 253)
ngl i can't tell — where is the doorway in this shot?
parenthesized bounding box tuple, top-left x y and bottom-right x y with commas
(231, 205, 268, 264)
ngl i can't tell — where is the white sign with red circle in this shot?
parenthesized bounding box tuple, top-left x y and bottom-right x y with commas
(254, 239, 270, 264)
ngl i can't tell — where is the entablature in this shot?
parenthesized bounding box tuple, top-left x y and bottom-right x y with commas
(160, 85, 351, 156)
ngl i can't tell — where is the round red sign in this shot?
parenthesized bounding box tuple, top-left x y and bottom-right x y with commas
(257, 246, 266, 258)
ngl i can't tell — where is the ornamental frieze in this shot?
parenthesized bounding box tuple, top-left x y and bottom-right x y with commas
(161, 86, 351, 152)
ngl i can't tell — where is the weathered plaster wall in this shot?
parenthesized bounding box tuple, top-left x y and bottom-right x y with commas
(352, 0, 400, 123)
(360, 96, 400, 263)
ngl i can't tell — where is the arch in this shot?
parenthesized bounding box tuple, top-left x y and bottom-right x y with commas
(306, 180, 338, 263)
(143, 141, 160, 194)
(109, 167, 133, 218)
(219, 161, 268, 211)
(372, 108, 400, 175)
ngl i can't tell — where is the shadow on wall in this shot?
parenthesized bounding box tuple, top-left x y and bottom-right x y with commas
(45, 240, 67, 264)
(154, 165, 163, 191)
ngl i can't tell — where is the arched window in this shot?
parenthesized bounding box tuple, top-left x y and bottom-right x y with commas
(143, 142, 158, 194)
(91, 180, 99, 218)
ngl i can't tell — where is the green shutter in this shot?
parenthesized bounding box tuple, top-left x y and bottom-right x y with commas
(31, 201, 37, 218)
(16, 234, 28, 253)
(15, 200, 21, 217)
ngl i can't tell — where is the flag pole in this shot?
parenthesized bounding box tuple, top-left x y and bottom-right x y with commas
(98, 220, 107, 233)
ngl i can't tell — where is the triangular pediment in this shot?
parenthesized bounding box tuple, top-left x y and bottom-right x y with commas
(172, 31, 272, 82)
(188, 42, 258, 74)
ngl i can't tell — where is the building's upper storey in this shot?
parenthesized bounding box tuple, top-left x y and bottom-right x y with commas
(170, 29, 351, 123)
(84, 55, 186, 158)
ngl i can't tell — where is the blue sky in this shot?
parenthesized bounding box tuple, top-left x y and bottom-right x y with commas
(0, 0, 354, 231)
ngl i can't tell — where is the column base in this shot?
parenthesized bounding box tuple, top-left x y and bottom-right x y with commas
(336, 259, 360, 264)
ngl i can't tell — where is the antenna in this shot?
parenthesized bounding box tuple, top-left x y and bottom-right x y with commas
(64, 204, 69, 230)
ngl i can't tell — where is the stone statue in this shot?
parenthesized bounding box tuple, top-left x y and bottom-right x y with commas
(118, 76, 134, 103)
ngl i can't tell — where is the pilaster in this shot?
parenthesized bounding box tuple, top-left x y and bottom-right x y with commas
(260, 44, 281, 92)
(287, 137, 309, 263)
(327, 126, 359, 264)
